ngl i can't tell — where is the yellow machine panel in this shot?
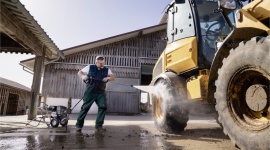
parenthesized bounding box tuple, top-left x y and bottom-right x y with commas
(152, 53, 165, 79)
(242, 0, 270, 21)
(187, 69, 209, 100)
(236, 0, 270, 34)
(165, 37, 198, 73)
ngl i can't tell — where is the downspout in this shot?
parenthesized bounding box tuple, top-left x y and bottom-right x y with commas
(44, 52, 61, 65)
(21, 64, 34, 75)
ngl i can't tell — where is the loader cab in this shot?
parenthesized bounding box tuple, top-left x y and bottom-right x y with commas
(166, 0, 237, 70)
(195, 0, 236, 67)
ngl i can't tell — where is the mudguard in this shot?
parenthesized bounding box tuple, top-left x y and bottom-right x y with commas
(207, 27, 266, 104)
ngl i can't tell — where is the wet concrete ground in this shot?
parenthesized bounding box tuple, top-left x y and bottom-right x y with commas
(0, 113, 238, 150)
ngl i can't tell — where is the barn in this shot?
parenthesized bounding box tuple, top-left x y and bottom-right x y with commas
(21, 24, 167, 114)
(0, 77, 31, 115)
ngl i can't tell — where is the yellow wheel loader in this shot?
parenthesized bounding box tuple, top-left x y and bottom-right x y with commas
(150, 0, 270, 149)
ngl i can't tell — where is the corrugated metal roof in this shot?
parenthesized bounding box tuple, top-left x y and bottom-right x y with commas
(1, 0, 64, 58)
(0, 77, 31, 92)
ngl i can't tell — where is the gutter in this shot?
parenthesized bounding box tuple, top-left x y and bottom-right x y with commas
(22, 65, 33, 74)
(20, 51, 64, 74)
(20, 63, 45, 78)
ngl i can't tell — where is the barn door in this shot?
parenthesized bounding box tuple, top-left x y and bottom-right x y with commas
(6, 93, 18, 115)
(0, 103, 4, 115)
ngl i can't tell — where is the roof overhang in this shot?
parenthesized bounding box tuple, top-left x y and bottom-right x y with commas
(20, 23, 167, 71)
(0, 77, 31, 92)
(0, 0, 64, 59)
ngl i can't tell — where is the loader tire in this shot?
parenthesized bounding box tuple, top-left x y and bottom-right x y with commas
(215, 36, 270, 150)
(153, 72, 189, 133)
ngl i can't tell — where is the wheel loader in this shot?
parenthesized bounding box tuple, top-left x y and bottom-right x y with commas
(149, 0, 270, 149)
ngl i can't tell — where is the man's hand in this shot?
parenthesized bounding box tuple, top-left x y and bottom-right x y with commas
(82, 75, 89, 81)
(102, 77, 110, 83)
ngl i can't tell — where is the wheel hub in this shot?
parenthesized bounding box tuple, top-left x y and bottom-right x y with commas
(227, 67, 270, 130)
(155, 96, 164, 119)
(246, 84, 268, 111)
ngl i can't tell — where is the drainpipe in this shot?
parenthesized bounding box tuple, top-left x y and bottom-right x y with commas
(20, 64, 34, 74)
(44, 52, 61, 65)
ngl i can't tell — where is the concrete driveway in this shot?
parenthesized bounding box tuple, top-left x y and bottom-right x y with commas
(0, 113, 238, 150)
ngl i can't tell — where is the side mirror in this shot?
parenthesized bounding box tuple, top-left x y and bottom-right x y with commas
(214, 0, 236, 28)
(219, 0, 236, 10)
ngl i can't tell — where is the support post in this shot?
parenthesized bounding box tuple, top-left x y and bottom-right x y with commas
(68, 97, 72, 114)
(28, 47, 45, 120)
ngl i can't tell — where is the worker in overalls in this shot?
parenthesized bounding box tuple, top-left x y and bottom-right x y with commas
(76, 56, 115, 132)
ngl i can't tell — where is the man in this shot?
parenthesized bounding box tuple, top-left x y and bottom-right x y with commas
(76, 56, 115, 132)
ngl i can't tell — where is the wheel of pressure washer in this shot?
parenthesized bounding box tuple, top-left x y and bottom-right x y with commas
(153, 72, 189, 133)
(50, 118, 59, 128)
(60, 118, 68, 127)
(215, 36, 270, 150)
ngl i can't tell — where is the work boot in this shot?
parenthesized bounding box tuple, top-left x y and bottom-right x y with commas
(76, 128, 82, 133)
(95, 127, 106, 132)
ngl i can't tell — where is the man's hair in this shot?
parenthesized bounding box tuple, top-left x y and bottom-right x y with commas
(95, 56, 104, 62)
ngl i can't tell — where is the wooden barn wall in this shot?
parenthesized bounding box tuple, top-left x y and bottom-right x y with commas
(42, 30, 166, 113)
(0, 86, 31, 115)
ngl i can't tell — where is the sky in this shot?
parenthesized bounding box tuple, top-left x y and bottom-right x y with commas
(0, 0, 171, 88)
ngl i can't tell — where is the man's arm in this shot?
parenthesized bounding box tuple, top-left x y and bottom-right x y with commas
(78, 70, 85, 78)
(78, 70, 88, 80)
(108, 74, 115, 82)
(107, 69, 115, 82)
(78, 65, 90, 80)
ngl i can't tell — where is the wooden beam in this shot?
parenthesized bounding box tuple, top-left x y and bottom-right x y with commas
(0, 4, 43, 56)
(28, 47, 45, 120)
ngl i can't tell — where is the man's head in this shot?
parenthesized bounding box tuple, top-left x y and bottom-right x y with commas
(95, 56, 105, 68)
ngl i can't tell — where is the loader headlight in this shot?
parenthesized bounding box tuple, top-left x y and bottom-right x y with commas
(219, 0, 236, 10)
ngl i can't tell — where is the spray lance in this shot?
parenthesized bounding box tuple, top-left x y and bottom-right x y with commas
(95, 77, 155, 92)
(83, 77, 134, 87)
(89, 77, 155, 93)
(110, 81, 135, 87)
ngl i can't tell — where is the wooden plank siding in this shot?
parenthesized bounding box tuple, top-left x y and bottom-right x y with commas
(42, 29, 166, 114)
